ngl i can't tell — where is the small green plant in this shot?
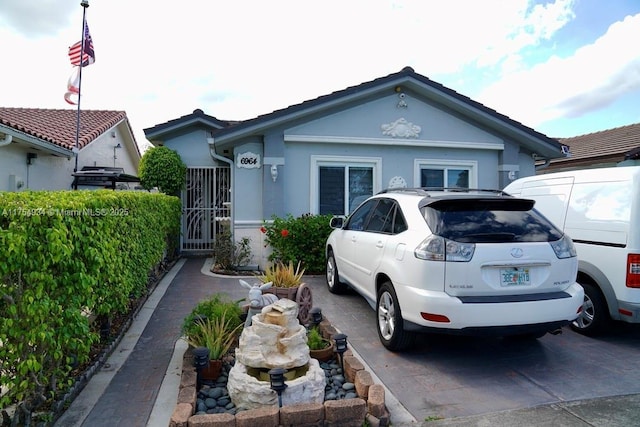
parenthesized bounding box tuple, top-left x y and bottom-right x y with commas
(307, 326, 331, 350)
(186, 314, 242, 360)
(182, 293, 243, 340)
(259, 260, 305, 288)
(212, 230, 253, 271)
(424, 415, 444, 422)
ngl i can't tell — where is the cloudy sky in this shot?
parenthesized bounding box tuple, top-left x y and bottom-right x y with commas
(1, 0, 639, 147)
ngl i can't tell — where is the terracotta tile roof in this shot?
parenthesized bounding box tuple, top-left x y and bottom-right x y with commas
(0, 107, 128, 151)
(555, 122, 640, 164)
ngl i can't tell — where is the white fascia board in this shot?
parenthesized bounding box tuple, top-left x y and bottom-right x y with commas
(284, 134, 504, 151)
(1, 127, 74, 157)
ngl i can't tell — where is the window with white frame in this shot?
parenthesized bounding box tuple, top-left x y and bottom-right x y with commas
(414, 160, 477, 189)
(311, 156, 381, 215)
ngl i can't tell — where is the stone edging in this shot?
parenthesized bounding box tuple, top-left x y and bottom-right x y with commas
(170, 318, 391, 427)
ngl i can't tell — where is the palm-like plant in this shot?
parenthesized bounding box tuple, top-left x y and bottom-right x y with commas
(259, 260, 305, 288)
(186, 313, 242, 360)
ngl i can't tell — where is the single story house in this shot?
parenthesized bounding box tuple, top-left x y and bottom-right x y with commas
(539, 122, 640, 173)
(144, 66, 569, 264)
(0, 108, 141, 191)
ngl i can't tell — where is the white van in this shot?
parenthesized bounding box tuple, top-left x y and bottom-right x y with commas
(504, 166, 640, 335)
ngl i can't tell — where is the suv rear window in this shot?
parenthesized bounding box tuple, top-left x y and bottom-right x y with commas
(421, 198, 563, 243)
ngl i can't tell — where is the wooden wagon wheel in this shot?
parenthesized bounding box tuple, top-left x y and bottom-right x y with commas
(295, 283, 313, 325)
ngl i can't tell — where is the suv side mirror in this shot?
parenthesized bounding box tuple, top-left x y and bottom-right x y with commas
(329, 216, 345, 229)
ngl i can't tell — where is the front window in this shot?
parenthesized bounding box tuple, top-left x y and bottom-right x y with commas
(312, 156, 380, 215)
(421, 168, 469, 188)
(414, 160, 477, 189)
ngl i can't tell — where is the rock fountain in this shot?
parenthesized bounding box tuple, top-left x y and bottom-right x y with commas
(227, 298, 326, 410)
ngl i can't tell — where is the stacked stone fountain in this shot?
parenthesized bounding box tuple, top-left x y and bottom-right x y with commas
(227, 298, 326, 410)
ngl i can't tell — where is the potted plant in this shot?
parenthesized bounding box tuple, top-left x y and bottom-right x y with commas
(186, 313, 242, 380)
(307, 326, 334, 362)
(260, 260, 313, 324)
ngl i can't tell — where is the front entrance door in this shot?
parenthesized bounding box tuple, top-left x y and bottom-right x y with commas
(181, 167, 231, 253)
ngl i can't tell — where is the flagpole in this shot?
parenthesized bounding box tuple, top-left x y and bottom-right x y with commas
(73, 0, 90, 188)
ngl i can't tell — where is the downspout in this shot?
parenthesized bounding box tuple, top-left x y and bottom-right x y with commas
(0, 134, 13, 147)
(208, 136, 235, 240)
(535, 158, 551, 171)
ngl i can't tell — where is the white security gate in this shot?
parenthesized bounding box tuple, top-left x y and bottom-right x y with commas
(181, 167, 231, 253)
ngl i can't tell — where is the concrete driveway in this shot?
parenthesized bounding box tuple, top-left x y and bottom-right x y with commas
(306, 275, 640, 422)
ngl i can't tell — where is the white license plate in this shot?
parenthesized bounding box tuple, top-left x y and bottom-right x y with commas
(500, 268, 530, 287)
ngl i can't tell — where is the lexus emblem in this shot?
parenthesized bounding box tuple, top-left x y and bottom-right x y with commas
(511, 248, 523, 258)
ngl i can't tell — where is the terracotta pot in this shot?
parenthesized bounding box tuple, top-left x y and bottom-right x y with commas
(309, 343, 335, 362)
(201, 359, 223, 381)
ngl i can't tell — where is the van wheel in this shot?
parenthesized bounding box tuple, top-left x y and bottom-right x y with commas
(571, 282, 610, 336)
(377, 282, 414, 351)
(326, 250, 348, 294)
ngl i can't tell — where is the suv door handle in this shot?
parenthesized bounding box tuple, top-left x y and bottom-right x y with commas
(376, 241, 384, 248)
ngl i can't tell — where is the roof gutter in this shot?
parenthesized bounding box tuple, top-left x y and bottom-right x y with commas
(0, 128, 74, 157)
(0, 133, 12, 147)
(207, 136, 235, 239)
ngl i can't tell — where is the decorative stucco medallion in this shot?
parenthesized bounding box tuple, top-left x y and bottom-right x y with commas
(388, 176, 407, 189)
(381, 118, 421, 138)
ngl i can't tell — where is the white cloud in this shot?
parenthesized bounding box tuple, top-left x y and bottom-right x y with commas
(1, 0, 637, 146)
(0, 0, 76, 37)
(478, 13, 640, 127)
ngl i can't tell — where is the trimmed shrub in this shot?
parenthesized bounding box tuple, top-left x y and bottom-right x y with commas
(138, 146, 187, 196)
(261, 214, 333, 274)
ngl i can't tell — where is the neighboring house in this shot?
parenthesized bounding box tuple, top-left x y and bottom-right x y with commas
(540, 122, 640, 173)
(144, 66, 569, 263)
(0, 108, 141, 191)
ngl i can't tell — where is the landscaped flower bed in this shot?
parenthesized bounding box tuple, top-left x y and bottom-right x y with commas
(170, 318, 391, 427)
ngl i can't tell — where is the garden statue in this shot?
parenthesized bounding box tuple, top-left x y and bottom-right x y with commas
(240, 280, 279, 308)
(239, 279, 279, 326)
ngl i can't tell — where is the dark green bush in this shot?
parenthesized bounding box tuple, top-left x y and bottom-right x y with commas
(138, 146, 187, 196)
(182, 293, 244, 340)
(261, 214, 333, 274)
(0, 190, 181, 424)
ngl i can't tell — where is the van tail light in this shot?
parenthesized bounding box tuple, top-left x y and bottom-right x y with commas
(627, 254, 640, 288)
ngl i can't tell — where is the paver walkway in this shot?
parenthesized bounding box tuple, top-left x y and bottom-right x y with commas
(61, 258, 247, 426)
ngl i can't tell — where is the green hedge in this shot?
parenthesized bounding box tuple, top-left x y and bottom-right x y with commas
(0, 190, 181, 423)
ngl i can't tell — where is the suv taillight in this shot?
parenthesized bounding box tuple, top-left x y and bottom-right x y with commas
(549, 235, 577, 259)
(627, 254, 640, 288)
(415, 235, 475, 262)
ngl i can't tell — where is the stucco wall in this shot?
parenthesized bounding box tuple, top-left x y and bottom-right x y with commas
(0, 126, 139, 192)
(162, 129, 220, 167)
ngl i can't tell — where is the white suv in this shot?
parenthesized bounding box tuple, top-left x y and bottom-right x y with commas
(325, 188, 584, 351)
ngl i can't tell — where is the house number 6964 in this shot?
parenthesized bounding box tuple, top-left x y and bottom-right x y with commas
(236, 152, 261, 169)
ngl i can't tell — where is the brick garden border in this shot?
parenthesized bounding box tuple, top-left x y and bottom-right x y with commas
(170, 318, 390, 427)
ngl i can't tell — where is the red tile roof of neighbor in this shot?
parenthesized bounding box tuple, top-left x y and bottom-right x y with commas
(0, 107, 129, 151)
(556, 122, 640, 163)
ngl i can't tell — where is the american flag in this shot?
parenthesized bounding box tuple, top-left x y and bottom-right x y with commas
(68, 18, 95, 67)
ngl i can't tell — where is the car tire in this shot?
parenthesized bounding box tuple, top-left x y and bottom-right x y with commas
(326, 250, 348, 294)
(376, 281, 414, 351)
(571, 281, 610, 336)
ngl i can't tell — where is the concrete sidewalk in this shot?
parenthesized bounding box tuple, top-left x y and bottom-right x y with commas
(54, 258, 640, 426)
